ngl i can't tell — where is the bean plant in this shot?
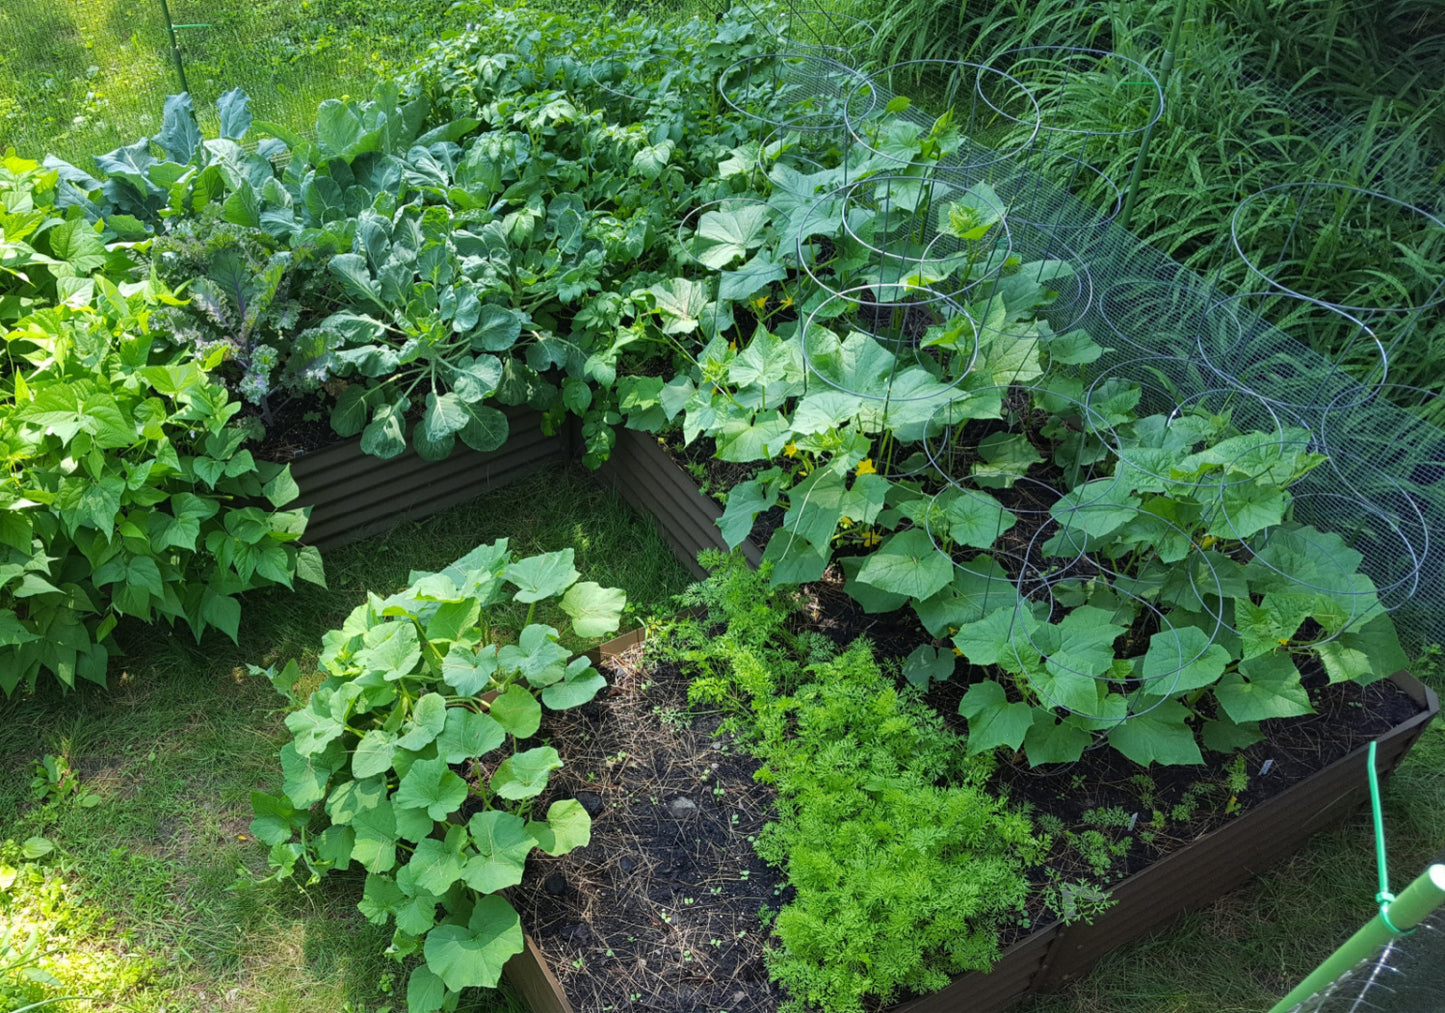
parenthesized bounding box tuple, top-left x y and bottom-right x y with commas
(1, 155, 323, 694)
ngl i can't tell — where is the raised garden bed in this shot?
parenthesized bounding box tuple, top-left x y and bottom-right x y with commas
(500, 626, 1435, 1013)
(267, 418, 1439, 1010)
(597, 429, 764, 579)
(286, 407, 570, 550)
(562, 426, 1442, 1012)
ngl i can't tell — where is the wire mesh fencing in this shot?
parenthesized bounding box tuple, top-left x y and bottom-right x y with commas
(0, 0, 462, 165)
(678, 1, 1445, 680)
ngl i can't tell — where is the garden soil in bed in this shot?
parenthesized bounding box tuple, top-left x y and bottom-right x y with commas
(799, 565, 1427, 934)
(513, 569, 1427, 1012)
(513, 645, 789, 1013)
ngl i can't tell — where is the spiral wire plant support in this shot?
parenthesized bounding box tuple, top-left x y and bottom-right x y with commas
(795, 171, 1016, 309)
(972, 47, 1161, 260)
(717, 51, 871, 181)
(756, 126, 831, 176)
(992, 148, 1124, 239)
(1206, 440, 1427, 650)
(1197, 291, 1389, 418)
(1316, 384, 1444, 654)
(584, 53, 683, 111)
(1265, 449, 1431, 617)
(1005, 514, 1221, 727)
(841, 60, 1043, 181)
(916, 384, 1119, 590)
(1319, 384, 1445, 490)
(698, 0, 1445, 664)
(796, 285, 983, 474)
(1229, 182, 1445, 366)
(1092, 276, 1220, 358)
(773, 8, 877, 69)
(999, 229, 1097, 337)
(724, 0, 877, 69)
(1083, 354, 1289, 500)
(919, 383, 1127, 531)
(676, 196, 777, 272)
(718, 52, 872, 148)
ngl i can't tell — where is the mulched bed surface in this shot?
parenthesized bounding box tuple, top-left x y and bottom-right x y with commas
(514, 647, 788, 1013)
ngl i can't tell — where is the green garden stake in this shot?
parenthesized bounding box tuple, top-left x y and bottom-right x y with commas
(1119, 0, 1188, 230)
(1266, 740, 1445, 1012)
(1267, 863, 1445, 1012)
(157, 0, 189, 94)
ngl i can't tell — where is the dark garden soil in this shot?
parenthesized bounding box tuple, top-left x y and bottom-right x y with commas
(798, 564, 1425, 940)
(239, 391, 342, 463)
(513, 645, 789, 1013)
(515, 580, 1426, 1011)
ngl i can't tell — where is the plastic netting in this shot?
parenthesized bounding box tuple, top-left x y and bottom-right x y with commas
(702, 1, 1445, 683)
(1280, 854, 1445, 1013)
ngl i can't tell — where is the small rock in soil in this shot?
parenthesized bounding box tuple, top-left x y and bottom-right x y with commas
(558, 923, 591, 944)
(543, 872, 571, 897)
(576, 790, 604, 816)
(668, 795, 698, 818)
(617, 854, 639, 874)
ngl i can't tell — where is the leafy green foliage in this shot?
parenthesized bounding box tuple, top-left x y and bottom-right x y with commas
(254, 539, 624, 1012)
(665, 558, 1052, 1013)
(0, 155, 131, 324)
(36, 7, 778, 463)
(1, 163, 323, 693)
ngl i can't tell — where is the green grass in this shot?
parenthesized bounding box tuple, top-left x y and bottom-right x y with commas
(819, 0, 1445, 390)
(0, 465, 692, 1012)
(0, 0, 461, 167)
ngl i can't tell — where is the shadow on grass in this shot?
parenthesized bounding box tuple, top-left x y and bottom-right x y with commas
(0, 463, 689, 1012)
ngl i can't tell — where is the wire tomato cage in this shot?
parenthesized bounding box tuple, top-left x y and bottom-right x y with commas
(687, 7, 1445, 659)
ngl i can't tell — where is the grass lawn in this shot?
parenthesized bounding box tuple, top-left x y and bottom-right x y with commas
(0, 465, 692, 1011)
(0, 0, 461, 166)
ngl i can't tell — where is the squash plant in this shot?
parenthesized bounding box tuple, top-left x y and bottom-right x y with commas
(944, 404, 1413, 767)
(252, 539, 626, 1011)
